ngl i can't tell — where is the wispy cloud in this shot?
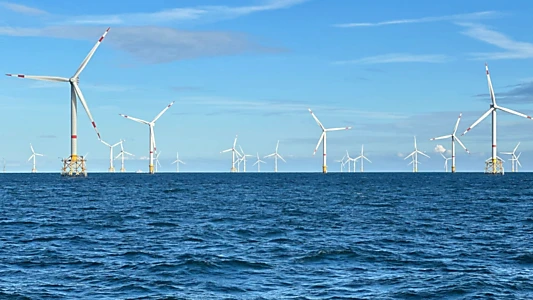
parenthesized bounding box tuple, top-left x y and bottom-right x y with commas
(333, 53, 451, 65)
(475, 80, 533, 104)
(334, 11, 499, 28)
(0, 26, 283, 63)
(458, 23, 533, 60)
(0, 2, 48, 16)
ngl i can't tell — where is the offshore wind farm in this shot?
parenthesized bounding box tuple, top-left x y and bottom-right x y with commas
(3, 2, 533, 299)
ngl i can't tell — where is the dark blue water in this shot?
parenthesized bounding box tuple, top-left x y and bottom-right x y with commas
(1, 173, 533, 299)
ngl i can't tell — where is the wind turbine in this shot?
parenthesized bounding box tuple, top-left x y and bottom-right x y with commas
(155, 151, 162, 173)
(252, 152, 266, 172)
(308, 108, 351, 173)
(238, 145, 253, 172)
(404, 136, 429, 172)
(430, 113, 470, 173)
(462, 64, 533, 174)
(119, 101, 175, 174)
(101, 140, 122, 172)
(515, 152, 522, 172)
(7, 28, 110, 177)
(335, 154, 346, 172)
(501, 142, 521, 172)
(114, 140, 134, 172)
(264, 140, 285, 172)
(171, 152, 185, 172)
(440, 153, 452, 172)
(28, 143, 44, 173)
(221, 135, 241, 172)
(345, 150, 355, 172)
(354, 145, 371, 172)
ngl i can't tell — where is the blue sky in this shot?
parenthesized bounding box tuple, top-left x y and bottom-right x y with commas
(1, 0, 533, 172)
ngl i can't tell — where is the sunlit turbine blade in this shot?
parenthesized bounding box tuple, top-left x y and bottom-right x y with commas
(101, 140, 111, 147)
(454, 136, 470, 154)
(277, 154, 286, 162)
(485, 63, 497, 106)
(73, 82, 101, 140)
(275, 140, 280, 152)
(27, 155, 34, 162)
(453, 113, 462, 135)
(326, 126, 352, 131)
(462, 108, 493, 136)
(5, 74, 69, 82)
(498, 105, 533, 120)
(221, 149, 232, 153)
(513, 142, 521, 153)
(30, 144, 35, 153)
(73, 27, 110, 78)
(152, 101, 175, 123)
(430, 134, 452, 141)
(119, 114, 150, 125)
(404, 151, 416, 160)
(417, 150, 430, 158)
(308, 108, 325, 131)
(313, 132, 325, 155)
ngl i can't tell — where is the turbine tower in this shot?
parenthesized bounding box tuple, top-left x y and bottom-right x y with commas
(430, 113, 470, 173)
(354, 145, 371, 172)
(7, 28, 110, 177)
(28, 143, 44, 173)
(101, 140, 122, 172)
(501, 142, 521, 172)
(264, 140, 285, 172)
(119, 101, 175, 174)
(171, 152, 185, 172)
(440, 153, 452, 172)
(404, 136, 429, 172)
(221, 135, 241, 172)
(253, 152, 266, 172)
(308, 108, 351, 173)
(462, 64, 533, 174)
(114, 140, 134, 172)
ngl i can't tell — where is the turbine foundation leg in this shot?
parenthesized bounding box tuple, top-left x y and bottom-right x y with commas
(322, 165, 327, 174)
(61, 155, 87, 177)
(485, 158, 504, 175)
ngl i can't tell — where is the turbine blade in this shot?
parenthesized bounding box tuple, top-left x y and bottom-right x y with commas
(73, 82, 101, 140)
(462, 108, 493, 135)
(453, 113, 462, 135)
(30, 144, 35, 153)
(313, 132, 325, 155)
(498, 106, 533, 121)
(221, 149, 232, 153)
(404, 151, 415, 160)
(152, 101, 175, 123)
(119, 114, 150, 125)
(308, 108, 325, 130)
(430, 134, 452, 141)
(326, 127, 351, 131)
(454, 136, 470, 154)
(485, 63, 497, 106)
(277, 154, 286, 162)
(513, 142, 521, 153)
(418, 151, 430, 158)
(5, 74, 69, 82)
(73, 27, 110, 78)
(101, 140, 111, 147)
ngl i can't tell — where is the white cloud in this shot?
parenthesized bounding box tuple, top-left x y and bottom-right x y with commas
(0, 2, 48, 16)
(334, 11, 499, 28)
(138, 156, 150, 160)
(458, 23, 533, 60)
(397, 152, 404, 157)
(333, 53, 451, 65)
(434, 144, 446, 153)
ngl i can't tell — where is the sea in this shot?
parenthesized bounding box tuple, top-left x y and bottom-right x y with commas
(0, 172, 532, 299)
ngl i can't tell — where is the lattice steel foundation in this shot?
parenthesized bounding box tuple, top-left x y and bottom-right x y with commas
(61, 155, 87, 177)
(484, 158, 504, 175)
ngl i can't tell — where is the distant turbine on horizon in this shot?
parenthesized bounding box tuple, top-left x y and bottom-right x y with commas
(430, 113, 469, 173)
(404, 136, 429, 172)
(28, 143, 44, 173)
(501, 142, 521, 172)
(253, 152, 266, 172)
(101, 139, 122, 172)
(264, 140, 285, 172)
(171, 152, 185, 173)
(221, 135, 241, 172)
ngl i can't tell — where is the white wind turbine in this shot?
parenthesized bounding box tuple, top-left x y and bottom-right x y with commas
(221, 135, 241, 172)
(308, 108, 351, 173)
(354, 145, 371, 172)
(171, 152, 185, 172)
(101, 140, 122, 172)
(345, 150, 355, 172)
(119, 101, 175, 174)
(238, 145, 253, 172)
(501, 142, 521, 172)
(440, 153, 452, 172)
(335, 154, 347, 172)
(264, 140, 285, 172)
(404, 136, 429, 172)
(155, 151, 162, 173)
(7, 28, 110, 176)
(430, 113, 470, 173)
(28, 143, 44, 173)
(253, 152, 266, 172)
(114, 140, 134, 172)
(462, 64, 533, 174)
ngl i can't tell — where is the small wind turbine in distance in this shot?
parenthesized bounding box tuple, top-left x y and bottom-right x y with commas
(335, 154, 346, 172)
(101, 140, 122, 172)
(501, 142, 521, 172)
(264, 140, 285, 172)
(28, 143, 44, 173)
(171, 152, 185, 173)
(355, 145, 371, 172)
(253, 152, 266, 172)
(404, 136, 429, 172)
(114, 140, 134, 172)
(308, 108, 351, 173)
(440, 153, 452, 172)
(430, 113, 470, 173)
(221, 135, 241, 173)
(462, 64, 533, 175)
(155, 151, 162, 173)
(345, 150, 354, 172)
(119, 101, 175, 174)
(238, 145, 253, 173)
(6, 28, 110, 177)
